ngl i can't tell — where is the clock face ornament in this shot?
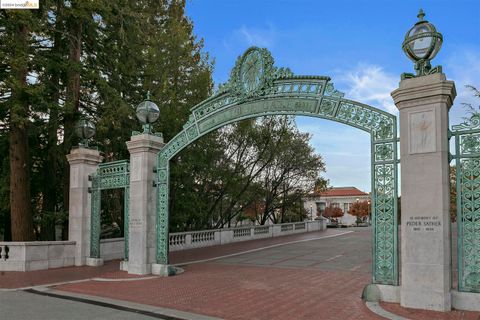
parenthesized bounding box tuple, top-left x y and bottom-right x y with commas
(240, 49, 264, 93)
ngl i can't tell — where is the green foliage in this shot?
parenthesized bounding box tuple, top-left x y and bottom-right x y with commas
(0, 0, 327, 238)
(170, 116, 327, 231)
(0, 0, 213, 239)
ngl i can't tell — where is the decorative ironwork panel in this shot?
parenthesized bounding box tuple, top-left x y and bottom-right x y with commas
(452, 113, 480, 293)
(155, 47, 398, 286)
(90, 177, 101, 259)
(124, 186, 129, 261)
(96, 160, 130, 190)
(156, 163, 170, 264)
(372, 162, 398, 285)
(89, 160, 130, 261)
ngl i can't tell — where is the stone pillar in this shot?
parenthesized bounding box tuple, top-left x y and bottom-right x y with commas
(126, 134, 164, 274)
(66, 147, 102, 266)
(391, 73, 456, 311)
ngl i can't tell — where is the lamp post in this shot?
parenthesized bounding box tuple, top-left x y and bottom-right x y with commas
(74, 118, 96, 147)
(310, 204, 313, 221)
(136, 91, 160, 134)
(367, 199, 371, 224)
(401, 9, 443, 79)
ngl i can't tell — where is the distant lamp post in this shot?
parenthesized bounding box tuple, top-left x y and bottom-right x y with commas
(310, 204, 313, 221)
(136, 91, 160, 134)
(402, 9, 443, 79)
(367, 199, 372, 225)
(74, 118, 96, 147)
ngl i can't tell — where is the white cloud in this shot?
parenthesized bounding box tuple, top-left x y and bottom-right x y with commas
(443, 48, 480, 123)
(230, 23, 277, 48)
(334, 64, 399, 115)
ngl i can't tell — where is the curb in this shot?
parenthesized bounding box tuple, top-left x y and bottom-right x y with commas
(366, 302, 410, 320)
(25, 287, 223, 320)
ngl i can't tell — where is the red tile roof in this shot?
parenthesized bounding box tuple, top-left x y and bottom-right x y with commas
(314, 187, 369, 197)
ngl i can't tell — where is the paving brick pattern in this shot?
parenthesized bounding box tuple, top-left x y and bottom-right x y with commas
(56, 263, 383, 320)
(0, 261, 120, 289)
(3, 228, 480, 319)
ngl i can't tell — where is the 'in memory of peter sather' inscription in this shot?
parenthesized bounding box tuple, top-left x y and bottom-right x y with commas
(406, 216, 441, 232)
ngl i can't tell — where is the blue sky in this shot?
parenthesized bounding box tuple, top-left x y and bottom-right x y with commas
(185, 0, 480, 191)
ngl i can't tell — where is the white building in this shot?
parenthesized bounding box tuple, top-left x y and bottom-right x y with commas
(303, 187, 370, 225)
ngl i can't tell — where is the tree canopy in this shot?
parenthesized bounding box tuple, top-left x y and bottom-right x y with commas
(0, 0, 327, 240)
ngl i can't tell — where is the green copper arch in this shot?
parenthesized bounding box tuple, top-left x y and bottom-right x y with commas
(156, 47, 399, 285)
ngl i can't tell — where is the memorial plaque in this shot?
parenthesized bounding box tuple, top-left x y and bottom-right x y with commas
(409, 110, 436, 154)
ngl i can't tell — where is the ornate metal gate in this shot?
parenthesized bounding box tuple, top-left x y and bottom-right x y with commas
(451, 113, 480, 292)
(156, 47, 399, 285)
(89, 160, 130, 260)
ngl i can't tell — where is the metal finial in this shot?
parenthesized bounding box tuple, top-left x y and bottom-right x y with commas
(146, 90, 151, 100)
(417, 9, 425, 21)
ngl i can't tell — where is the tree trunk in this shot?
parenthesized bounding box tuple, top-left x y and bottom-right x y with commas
(63, 15, 83, 210)
(42, 1, 63, 240)
(9, 22, 34, 241)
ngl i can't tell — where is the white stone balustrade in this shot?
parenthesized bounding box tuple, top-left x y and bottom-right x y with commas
(168, 220, 326, 251)
(0, 238, 125, 272)
(0, 220, 326, 272)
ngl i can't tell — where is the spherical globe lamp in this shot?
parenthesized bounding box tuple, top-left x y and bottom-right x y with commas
(136, 91, 159, 133)
(402, 9, 443, 77)
(74, 118, 96, 147)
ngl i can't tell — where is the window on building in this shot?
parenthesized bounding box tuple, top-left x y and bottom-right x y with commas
(317, 202, 326, 215)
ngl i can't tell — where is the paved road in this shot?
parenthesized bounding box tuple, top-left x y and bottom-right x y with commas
(0, 290, 159, 320)
(214, 227, 371, 272)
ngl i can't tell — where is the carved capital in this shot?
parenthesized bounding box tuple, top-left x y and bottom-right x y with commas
(66, 147, 103, 166)
(127, 134, 165, 154)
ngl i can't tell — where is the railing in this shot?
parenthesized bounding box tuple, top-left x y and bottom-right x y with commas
(294, 222, 306, 230)
(191, 231, 215, 244)
(233, 228, 251, 238)
(168, 220, 327, 252)
(0, 241, 76, 272)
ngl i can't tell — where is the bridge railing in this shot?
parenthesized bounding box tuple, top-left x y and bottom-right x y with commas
(168, 220, 326, 252)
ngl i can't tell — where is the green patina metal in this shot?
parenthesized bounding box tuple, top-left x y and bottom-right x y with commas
(451, 114, 480, 293)
(156, 47, 399, 285)
(89, 160, 130, 260)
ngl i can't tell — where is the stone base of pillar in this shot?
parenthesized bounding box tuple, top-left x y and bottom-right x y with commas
(452, 290, 480, 312)
(119, 260, 128, 271)
(362, 284, 400, 303)
(86, 258, 104, 267)
(401, 290, 451, 312)
(151, 263, 181, 276)
(127, 263, 151, 275)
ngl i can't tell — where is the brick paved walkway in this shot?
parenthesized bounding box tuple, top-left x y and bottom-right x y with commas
(0, 229, 346, 289)
(56, 262, 381, 320)
(2, 228, 480, 319)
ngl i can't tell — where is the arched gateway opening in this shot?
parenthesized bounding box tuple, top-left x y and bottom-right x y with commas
(155, 47, 399, 286)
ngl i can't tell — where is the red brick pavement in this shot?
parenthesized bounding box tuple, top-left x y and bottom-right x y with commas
(3, 228, 480, 320)
(0, 261, 120, 289)
(0, 229, 344, 289)
(56, 263, 383, 320)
